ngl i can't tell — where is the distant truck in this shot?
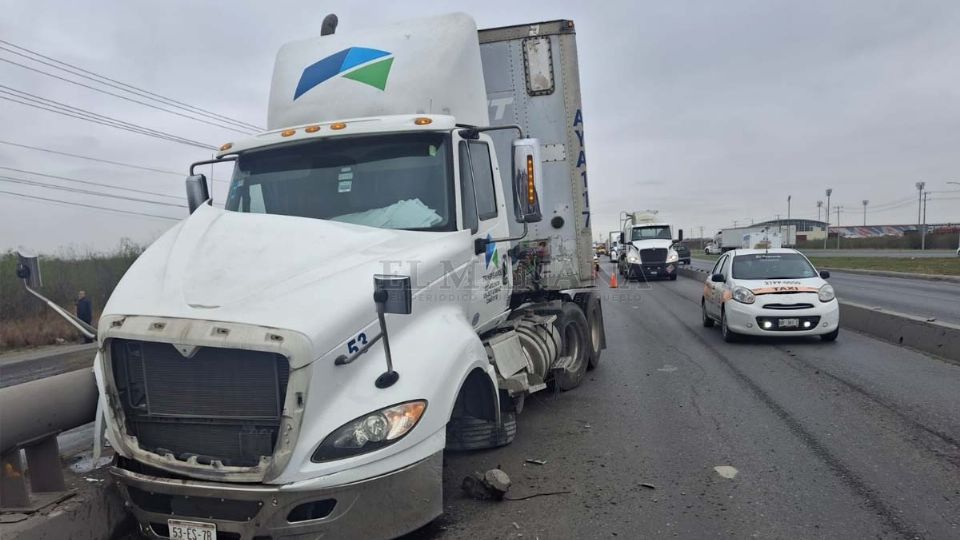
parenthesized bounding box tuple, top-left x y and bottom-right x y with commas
(608, 230, 621, 260)
(617, 211, 682, 280)
(84, 13, 604, 540)
(741, 231, 783, 249)
(717, 225, 796, 251)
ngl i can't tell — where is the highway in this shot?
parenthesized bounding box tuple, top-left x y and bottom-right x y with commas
(688, 258, 960, 325)
(412, 264, 960, 539)
(0, 342, 95, 388)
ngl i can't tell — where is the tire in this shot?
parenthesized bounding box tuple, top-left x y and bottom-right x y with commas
(446, 412, 517, 451)
(702, 301, 714, 327)
(574, 293, 604, 370)
(552, 302, 590, 390)
(820, 327, 839, 342)
(721, 309, 740, 343)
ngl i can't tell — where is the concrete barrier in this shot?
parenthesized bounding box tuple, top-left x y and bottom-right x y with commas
(839, 301, 960, 362)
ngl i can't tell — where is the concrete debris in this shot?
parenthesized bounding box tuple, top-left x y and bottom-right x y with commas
(461, 468, 512, 501)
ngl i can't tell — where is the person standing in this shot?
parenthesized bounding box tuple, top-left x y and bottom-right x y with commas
(76, 290, 93, 343)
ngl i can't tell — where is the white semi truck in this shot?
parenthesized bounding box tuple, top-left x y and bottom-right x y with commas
(717, 225, 797, 251)
(90, 13, 603, 540)
(617, 211, 682, 280)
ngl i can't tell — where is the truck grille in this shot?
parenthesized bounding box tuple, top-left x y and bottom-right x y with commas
(110, 339, 289, 467)
(639, 248, 667, 263)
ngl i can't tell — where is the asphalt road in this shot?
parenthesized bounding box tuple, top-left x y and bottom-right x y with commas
(407, 264, 960, 539)
(687, 259, 960, 325)
(0, 342, 96, 388)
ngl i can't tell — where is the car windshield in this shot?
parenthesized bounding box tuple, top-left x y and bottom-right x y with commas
(732, 253, 817, 280)
(225, 133, 454, 231)
(631, 226, 671, 241)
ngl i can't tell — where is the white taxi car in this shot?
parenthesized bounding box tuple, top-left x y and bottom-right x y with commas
(701, 248, 839, 342)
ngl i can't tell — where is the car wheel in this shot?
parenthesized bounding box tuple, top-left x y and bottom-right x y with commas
(721, 309, 739, 343)
(702, 301, 714, 327)
(820, 327, 839, 342)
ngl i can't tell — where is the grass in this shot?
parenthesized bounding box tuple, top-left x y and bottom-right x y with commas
(808, 257, 960, 276)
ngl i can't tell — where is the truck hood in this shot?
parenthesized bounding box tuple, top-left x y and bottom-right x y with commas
(102, 204, 473, 357)
(630, 239, 674, 250)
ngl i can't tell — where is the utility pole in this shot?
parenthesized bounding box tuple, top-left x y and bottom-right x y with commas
(949, 182, 960, 253)
(921, 191, 929, 250)
(787, 195, 792, 223)
(700, 226, 704, 250)
(862, 200, 868, 226)
(824, 189, 832, 249)
(916, 181, 925, 250)
(817, 200, 823, 221)
(836, 205, 842, 249)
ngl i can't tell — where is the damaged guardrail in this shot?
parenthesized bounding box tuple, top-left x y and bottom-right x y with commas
(0, 369, 99, 511)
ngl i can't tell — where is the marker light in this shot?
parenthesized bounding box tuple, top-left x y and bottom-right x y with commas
(281, 129, 296, 137)
(218, 142, 233, 151)
(414, 117, 433, 125)
(305, 125, 321, 133)
(527, 155, 536, 204)
(330, 122, 347, 130)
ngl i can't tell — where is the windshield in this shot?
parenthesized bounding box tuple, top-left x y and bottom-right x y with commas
(225, 133, 454, 231)
(631, 226, 672, 241)
(732, 253, 817, 280)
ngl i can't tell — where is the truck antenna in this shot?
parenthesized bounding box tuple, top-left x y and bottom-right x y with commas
(321, 14, 338, 36)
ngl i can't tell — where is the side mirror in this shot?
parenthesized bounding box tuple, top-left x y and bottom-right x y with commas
(819, 270, 830, 279)
(185, 174, 211, 214)
(619, 233, 625, 244)
(512, 138, 542, 223)
(677, 229, 684, 242)
(15, 249, 42, 289)
(373, 275, 413, 315)
(711, 273, 725, 283)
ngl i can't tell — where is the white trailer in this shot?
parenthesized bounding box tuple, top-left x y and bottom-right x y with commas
(718, 225, 796, 250)
(93, 13, 603, 540)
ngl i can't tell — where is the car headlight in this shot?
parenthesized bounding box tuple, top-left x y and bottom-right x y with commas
(627, 254, 639, 263)
(818, 283, 835, 302)
(732, 286, 755, 304)
(666, 249, 679, 263)
(312, 401, 427, 462)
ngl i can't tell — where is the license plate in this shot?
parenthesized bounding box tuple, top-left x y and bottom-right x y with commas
(168, 519, 216, 540)
(779, 318, 800, 328)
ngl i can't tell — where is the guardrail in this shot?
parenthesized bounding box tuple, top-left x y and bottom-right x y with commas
(0, 369, 98, 511)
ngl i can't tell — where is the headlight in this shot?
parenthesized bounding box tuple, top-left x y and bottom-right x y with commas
(627, 254, 639, 263)
(666, 249, 679, 263)
(732, 286, 755, 304)
(312, 401, 427, 462)
(818, 283, 835, 302)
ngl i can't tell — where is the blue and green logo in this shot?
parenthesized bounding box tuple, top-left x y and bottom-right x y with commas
(294, 47, 394, 99)
(484, 233, 499, 269)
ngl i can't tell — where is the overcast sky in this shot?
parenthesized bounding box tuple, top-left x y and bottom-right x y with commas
(1, 0, 959, 254)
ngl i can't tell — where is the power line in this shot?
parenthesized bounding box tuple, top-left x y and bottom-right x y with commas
(0, 55, 256, 135)
(0, 166, 182, 200)
(0, 89, 216, 149)
(0, 40, 262, 131)
(0, 174, 186, 208)
(0, 139, 181, 176)
(0, 188, 179, 221)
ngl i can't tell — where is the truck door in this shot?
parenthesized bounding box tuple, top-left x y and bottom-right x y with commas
(457, 136, 512, 330)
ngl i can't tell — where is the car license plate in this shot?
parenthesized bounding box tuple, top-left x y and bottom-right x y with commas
(779, 318, 800, 328)
(168, 519, 216, 540)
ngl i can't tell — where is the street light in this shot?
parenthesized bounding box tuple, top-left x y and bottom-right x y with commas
(862, 200, 869, 226)
(824, 189, 832, 249)
(817, 200, 823, 221)
(787, 195, 791, 222)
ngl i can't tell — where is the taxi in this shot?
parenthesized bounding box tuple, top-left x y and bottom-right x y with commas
(701, 248, 839, 342)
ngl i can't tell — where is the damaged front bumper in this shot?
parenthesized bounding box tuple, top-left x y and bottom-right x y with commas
(113, 451, 443, 540)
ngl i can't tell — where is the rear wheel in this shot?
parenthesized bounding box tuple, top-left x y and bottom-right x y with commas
(446, 413, 517, 451)
(575, 293, 604, 370)
(820, 327, 839, 342)
(721, 309, 740, 343)
(552, 302, 590, 390)
(702, 301, 714, 327)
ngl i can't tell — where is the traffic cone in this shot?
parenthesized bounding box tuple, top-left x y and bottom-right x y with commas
(610, 271, 618, 289)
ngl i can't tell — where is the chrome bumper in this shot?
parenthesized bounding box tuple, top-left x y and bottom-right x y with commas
(113, 451, 443, 540)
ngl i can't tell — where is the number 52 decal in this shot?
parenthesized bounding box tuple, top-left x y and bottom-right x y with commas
(347, 332, 368, 354)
